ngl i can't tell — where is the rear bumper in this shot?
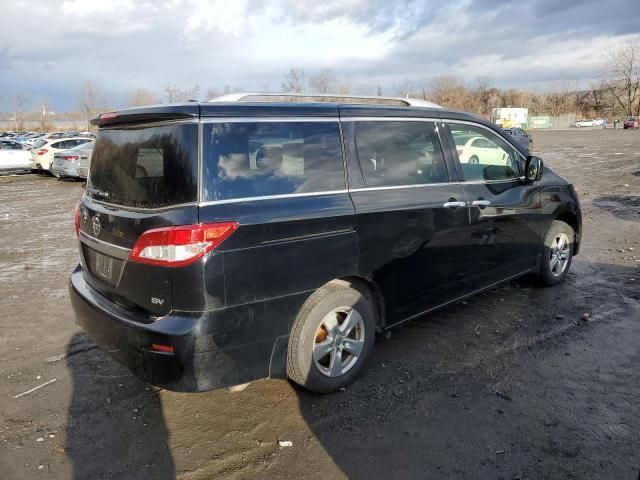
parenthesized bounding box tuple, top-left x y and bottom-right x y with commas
(52, 160, 80, 177)
(69, 266, 281, 392)
(32, 155, 52, 170)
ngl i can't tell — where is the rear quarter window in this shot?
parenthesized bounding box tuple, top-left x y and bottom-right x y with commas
(202, 121, 345, 201)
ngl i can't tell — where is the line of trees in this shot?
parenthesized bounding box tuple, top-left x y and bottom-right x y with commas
(2, 43, 639, 131)
(277, 43, 640, 120)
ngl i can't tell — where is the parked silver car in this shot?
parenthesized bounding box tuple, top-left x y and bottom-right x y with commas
(51, 141, 94, 179)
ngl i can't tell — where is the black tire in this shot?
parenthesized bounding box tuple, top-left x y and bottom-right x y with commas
(469, 155, 479, 164)
(539, 220, 574, 286)
(287, 280, 376, 393)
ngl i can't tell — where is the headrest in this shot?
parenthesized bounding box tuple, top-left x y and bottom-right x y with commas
(256, 145, 283, 170)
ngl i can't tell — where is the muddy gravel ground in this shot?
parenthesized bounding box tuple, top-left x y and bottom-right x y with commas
(0, 129, 639, 480)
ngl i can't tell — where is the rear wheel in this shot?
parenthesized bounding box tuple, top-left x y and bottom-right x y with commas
(539, 220, 574, 286)
(287, 280, 376, 393)
(469, 155, 479, 164)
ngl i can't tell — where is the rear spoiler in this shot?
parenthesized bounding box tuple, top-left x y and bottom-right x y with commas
(91, 104, 200, 127)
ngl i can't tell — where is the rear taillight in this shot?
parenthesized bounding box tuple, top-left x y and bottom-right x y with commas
(34, 148, 48, 155)
(74, 204, 80, 236)
(129, 222, 239, 267)
(151, 343, 174, 353)
(62, 155, 80, 161)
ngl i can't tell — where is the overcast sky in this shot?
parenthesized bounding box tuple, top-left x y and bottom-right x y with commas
(2, 0, 640, 110)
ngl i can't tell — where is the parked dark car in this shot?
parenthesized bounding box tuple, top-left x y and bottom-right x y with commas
(69, 94, 582, 394)
(623, 117, 639, 129)
(503, 127, 533, 151)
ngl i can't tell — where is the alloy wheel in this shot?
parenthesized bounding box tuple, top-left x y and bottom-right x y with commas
(313, 307, 365, 378)
(549, 232, 570, 277)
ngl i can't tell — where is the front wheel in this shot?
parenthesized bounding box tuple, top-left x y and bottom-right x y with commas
(539, 220, 574, 286)
(287, 280, 376, 393)
(469, 155, 479, 164)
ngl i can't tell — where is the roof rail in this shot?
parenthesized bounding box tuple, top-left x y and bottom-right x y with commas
(208, 92, 442, 109)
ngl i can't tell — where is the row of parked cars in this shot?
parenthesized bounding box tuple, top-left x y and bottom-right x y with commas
(572, 118, 606, 127)
(572, 117, 640, 128)
(0, 130, 95, 179)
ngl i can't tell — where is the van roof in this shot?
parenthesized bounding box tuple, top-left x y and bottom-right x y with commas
(208, 92, 443, 109)
(91, 98, 483, 128)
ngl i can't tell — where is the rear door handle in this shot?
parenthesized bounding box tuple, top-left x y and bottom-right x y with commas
(471, 200, 491, 207)
(443, 201, 466, 209)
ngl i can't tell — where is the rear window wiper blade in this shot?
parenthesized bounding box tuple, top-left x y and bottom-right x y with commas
(87, 187, 110, 199)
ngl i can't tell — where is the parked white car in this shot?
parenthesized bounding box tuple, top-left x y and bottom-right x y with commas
(30, 137, 93, 172)
(454, 135, 509, 165)
(573, 119, 595, 127)
(0, 139, 31, 172)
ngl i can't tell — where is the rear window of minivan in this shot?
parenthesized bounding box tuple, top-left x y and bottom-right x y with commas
(87, 123, 198, 208)
(202, 122, 345, 201)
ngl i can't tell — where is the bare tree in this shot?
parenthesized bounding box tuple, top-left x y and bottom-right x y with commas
(205, 88, 220, 100)
(127, 88, 160, 107)
(415, 79, 430, 100)
(12, 93, 30, 131)
(37, 97, 53, 131)
(353, 83, 376, 96)
(164, 83, 181, 103)
(281, 68, 306, 93)
(428, 76, 467, 109)
(186, 82, 201, 102)
(475, 76, 495, 115)
(164, 82, 201, 103)
(79, 80, 108, 131)
(393, 79, 415, 98)
(538, 81, 577, 116)
(309, 68, 336, 93)
(336, 78, 353, 95)
(603, 42, 640, 117)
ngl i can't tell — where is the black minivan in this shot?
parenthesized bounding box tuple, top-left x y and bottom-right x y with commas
(70, 94, 582, 393)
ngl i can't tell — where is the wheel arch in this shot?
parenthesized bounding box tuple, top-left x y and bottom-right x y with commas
(333, 275, 387, 332)
(554, 211, 581, 254)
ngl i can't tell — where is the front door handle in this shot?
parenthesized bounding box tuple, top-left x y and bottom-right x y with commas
(443, 201, 466, 209)
(471, 200, 491, 207)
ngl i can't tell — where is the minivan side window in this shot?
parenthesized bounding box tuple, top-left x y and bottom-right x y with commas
(448, 123, 521, 182)
(352, 121, 449, 187)
(202, 122, 345, 201)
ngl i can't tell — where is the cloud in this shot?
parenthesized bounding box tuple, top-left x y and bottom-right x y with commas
(0, 0, 639, 110)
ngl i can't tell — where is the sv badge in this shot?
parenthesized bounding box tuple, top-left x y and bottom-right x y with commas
(151, 297, 165, 305)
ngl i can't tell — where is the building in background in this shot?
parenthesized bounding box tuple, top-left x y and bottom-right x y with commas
(491, 107, 528, 128)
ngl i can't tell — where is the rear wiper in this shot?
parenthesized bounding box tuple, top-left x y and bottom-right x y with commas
(87, 187, 110, 199)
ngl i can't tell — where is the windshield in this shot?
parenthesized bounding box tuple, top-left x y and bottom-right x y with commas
(87, 123, 198, 208)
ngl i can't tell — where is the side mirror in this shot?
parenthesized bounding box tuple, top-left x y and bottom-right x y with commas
(524, 155, 543, 182)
